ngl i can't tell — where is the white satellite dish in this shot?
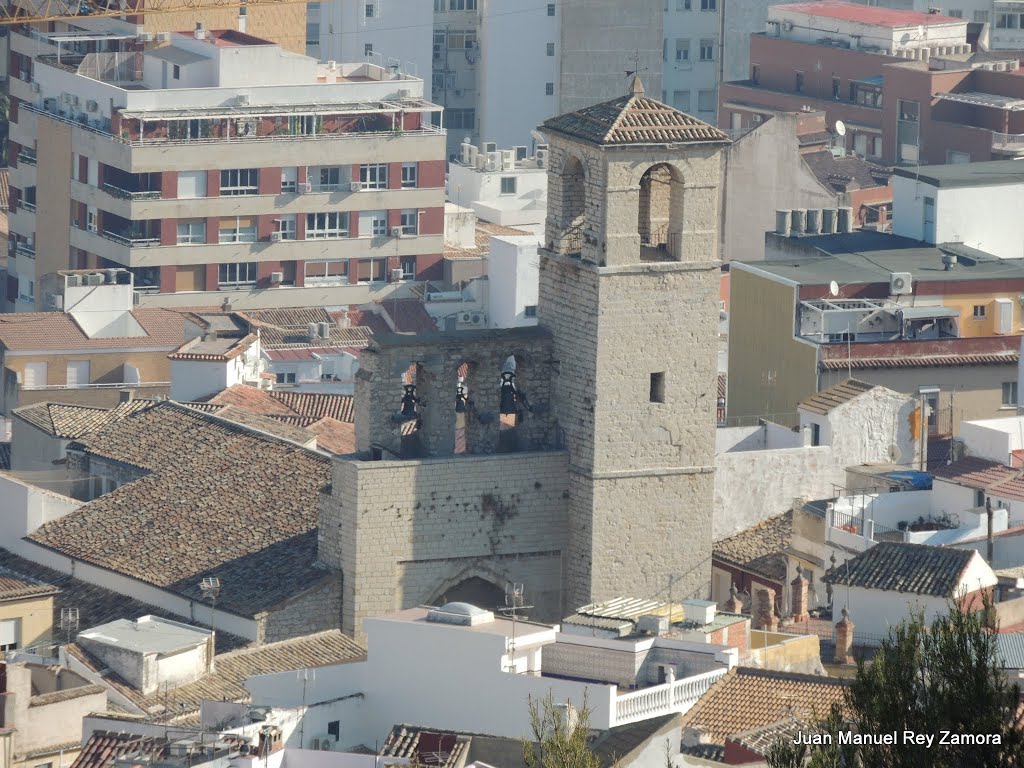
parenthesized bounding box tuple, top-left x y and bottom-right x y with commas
(834, 120, 846, 137)
(462, 135, 471, 145)
(829, 280, 840, 297)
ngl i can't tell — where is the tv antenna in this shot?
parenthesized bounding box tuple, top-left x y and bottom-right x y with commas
(60, 606, 79, 645)
(499, 583, 533, 673)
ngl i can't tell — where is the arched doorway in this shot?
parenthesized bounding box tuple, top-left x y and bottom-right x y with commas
(638, 163, 685, 261)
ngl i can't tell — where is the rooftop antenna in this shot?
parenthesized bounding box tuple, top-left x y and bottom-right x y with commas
(625, 49, 648, 79)
(59, 606, 79, 646)
(199, 576, 221, 668)
(499, 583, 533, 674)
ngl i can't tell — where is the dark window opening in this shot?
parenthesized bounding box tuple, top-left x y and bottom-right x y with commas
(650, 372, 665, 403)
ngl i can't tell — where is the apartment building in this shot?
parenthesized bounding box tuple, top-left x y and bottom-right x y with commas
(719, 1, 1024, 166)
(867, 0, 1024, 51)
(662, 0, 726, 124)
(7, 21, 445, 311)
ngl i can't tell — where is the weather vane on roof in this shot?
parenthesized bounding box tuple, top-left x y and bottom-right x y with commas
(625, 49, 648, 79)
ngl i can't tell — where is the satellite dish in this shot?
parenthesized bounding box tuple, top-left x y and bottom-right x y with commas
(834, 120, 846, 137)
(829, 280, 840, 297)
(462, 135, 471, 145)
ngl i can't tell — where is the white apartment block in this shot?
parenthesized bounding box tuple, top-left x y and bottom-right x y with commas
(862, 0, 1024, 49)
(7, 18, 446, 312)
(447, 140, 547, 227)
(662, 0, 723, 122)
(314, 0, 432, 81)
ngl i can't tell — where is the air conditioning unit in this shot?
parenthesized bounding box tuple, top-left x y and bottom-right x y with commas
(889, 272, 912, 295)
(66, 274, 80, 287)
(85, 100, 98, 112)
(318, 321, 331, 338)
(300, 182, 313, 194)
(156, 32, 171, 41)
(47, 294, 63, 310)
(236, 94, 249, 106)
(270, 231, 282, 242)
(781, 20, 794, 31)
(26, 235, 34, 247)
(483, 142, 497, 153)
(536, 149, 548, 167)
(137, 32, 153, 42)
(270, 271, 284, 283)
(391, 268, 405, 281)
(460, 312, 486, 327)
(30, 82, 40, 93)
(501, 149, 515, 168)
(485, 151, 500, 171)
(350, 181, 362, 192)
(461, 143, 473, 164)
(391, 227, 403, 237)
(752, 114, 763, 124)
(397, 88, 411, 98)
(87, 273, 103, 286)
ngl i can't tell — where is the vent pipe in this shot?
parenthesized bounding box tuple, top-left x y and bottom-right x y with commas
(837, 206, 854, 233)
(806, 208, 822, 235)
(791, 208, 807, 237)
(986, 497, 994, 564)
(822, 208, 838, 234)
(775, 209, 792, 237)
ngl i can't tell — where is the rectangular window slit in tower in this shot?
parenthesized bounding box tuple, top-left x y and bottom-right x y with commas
(650, 372, 665, 403)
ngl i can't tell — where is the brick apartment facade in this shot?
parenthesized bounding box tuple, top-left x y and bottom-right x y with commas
(719, 2, 1024, 168)
(6, 23, 446, 311)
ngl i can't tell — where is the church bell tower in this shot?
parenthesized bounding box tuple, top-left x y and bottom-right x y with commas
(537, 76, 729, 609)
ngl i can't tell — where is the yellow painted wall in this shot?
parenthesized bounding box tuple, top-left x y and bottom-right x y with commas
(0, 594, 54, 651)
(35, 120, 73, 307)
(933, 292, 1023, 338)
(142, 0, 307, 54)
(4, 350, 173, 387)
(727, 267, 819, 425)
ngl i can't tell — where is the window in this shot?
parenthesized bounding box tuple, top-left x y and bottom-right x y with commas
(832, 76, 841, 99)
(500, 177, 517, 195)
(677, 0, 691, 9)
(327, 721, 341, 739)
(795, 71, 805, 93)
(751, 64, 759, 84)
(697, 89, 716, 113)
(219, 217, 257, 243)
(400, 256, 417, 279)
(400, 209, 418, 234)
(305, 260, 348, 285)
(281, 168, 297, 193)
(318, 166, 344, 192)
(357, 259, 386, 283)
(402, 163, 418, 188)
(851, 83, 882, 108)
(1, 618, 20, 651)
(650, 372, 666, 403)
(276, 372, 296, 384)
(545, 82, 554, 96)
(176, 219, 206, 244)
(1002, 381, 1018, 407)
(811, 423, 821, 446)
(872, 136, 882, 157)
(359, 210, 388, 237)
(275, 215, 297, 240)
(974, 10, 989, 22)
(672, 90, 690, 111)
(434, 0, 444, 10)
(675, 39, 690, 61)
(306, 19, 320, 47)
(360, 163, 388, 189)
(306, 212, 350, 239)
(172, 64, 181, 79)
(947, 8, 962, 17)
(854, 133, 867, 156)
(976, 489, 986, 508)
(947, 149, 970, 164)
(897, 99, 920, 163)
(220, 168, 259, 196)
(973, 304, 987, 319)
(699, 39, 714, 61)
(365, 2, 375, 17)
(997, 13, 1019, 28)
(447, 108, 475, 130)
(700, 0, 715, 9)
(546, 42, 555, 56)
(547, 2, 555, 14)
(218, 262, 257, 288)
(524, 305, 537, 318)
(364, 43, 373, 56)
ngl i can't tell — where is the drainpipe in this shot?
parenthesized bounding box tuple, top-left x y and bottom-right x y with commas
(986, 496, 994, 564)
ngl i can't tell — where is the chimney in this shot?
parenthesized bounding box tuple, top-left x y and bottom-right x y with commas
(835, 607, 855, 664)
(775, 209, 792, 237)
(987, 496, 994, 564)
(753, 587, 778, 631)
(118, 389, 134, 404)
(791, 209, 807, 237)
(822, 208, 837, 234)
(790, 565, 810, 624)
(724, 583, 743, 613)
(837, 206, 854, 233)
(805, 208, 822, 235)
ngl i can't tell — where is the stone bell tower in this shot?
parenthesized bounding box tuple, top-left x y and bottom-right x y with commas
(537, 76, 729, 610)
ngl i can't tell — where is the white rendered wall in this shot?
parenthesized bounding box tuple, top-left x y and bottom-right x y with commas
(170, 360, 229, 402)
(478, 0, 559, 150)
(768, 7, 967, 52)
(317, 0, 432, 79)
(488, 234, 540, 328)
(959, 417, 1024, 463)
(833, 585, 958, 638)
(661, 1, 720, 121)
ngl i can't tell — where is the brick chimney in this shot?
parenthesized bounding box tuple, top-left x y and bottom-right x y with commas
(724, 582, 743, 614)
(753, 587, 778, 631)
(835, 607, 855, 665)
(790, 565, 809, 624)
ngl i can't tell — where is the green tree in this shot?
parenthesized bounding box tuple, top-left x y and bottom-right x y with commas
(523, 692, 602, 768)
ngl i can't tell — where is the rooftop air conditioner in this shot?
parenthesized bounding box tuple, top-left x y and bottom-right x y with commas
(781, 20, 794, 31)
(236, 94, 249, 106)
(889, 272, 912, 295)
(318, 321, 331, 338)
(501, 149, 515, 169)
(535, 149, 548, 167)
(270, 271, 284, 283)
(391, 268, 404, 281)
(137, 32, 153, 42)
(87, 273, 103, 286)
(397, 88, 411, 98)
(483, 142, 497, 153)
(300, 182, 313, 194)
(66, 275, 80, 287)
(461, 143, 473, 164)
(485, 151, 500, 171)
(47, 294, 63, 310)
(391, 227, 403, 237)
(752, 114, 763, 124)
(156, 32, 171, 41)
(350, 181, 362, 192)
(270, 231, 282, 242)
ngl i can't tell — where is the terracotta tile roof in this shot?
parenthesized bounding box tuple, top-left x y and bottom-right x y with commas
(381, 725, 471, 768)
(167, 333, 258, 361)
(307, 417, 355, 454)
(542, 77, 730, 146)
(205, 383, 297, 415)
(678, 667, 848, 746)
(376, 298, 438, 334)
(349, 306, 392, 335)
(30, 683, 106, 707)
(713, 512, 793, 583)
(726, 718, 810, 757)
(590, 714, 681, 767)
(444, 221, 532, 259)
(0, 548, 248, 653)
(13, 400, 154, 439)
(817, 337, 1019, 370)
(70, 730, 168, 768)
(268, 390, 355, 421)
(0, 308, 189, 352)
(779, 1, 961, 27)
(801, 149, 892, 193)
(27, 401, 332, 617)
(68, 629, 363, 724)
(932, 457, 1024, 502)
(213, 404, 315, 445)
(238, 307, 373, 349)
(820, 353, 1020, 370)
(0, 565, 59, 601)
(824, 541, 976, 597)
(798, 379, 875, 415)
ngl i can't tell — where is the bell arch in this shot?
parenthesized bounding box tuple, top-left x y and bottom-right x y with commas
(637, 162, 686, 261)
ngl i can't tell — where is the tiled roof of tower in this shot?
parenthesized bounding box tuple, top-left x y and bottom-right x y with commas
(542, 76, 730, 147)
(678, 667, 848, 745)
(27, 401, 332, 617)
(824, 541, 976, 596)
(798, 379, 876, 415)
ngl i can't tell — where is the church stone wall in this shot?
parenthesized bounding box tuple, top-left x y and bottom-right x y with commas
(319, 450, 570, 641)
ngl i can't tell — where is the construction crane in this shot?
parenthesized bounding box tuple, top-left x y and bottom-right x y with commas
(0, 0, 308, 26)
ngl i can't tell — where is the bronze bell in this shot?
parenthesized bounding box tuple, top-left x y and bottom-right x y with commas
(400, 384, 418, 419)
(455, 383, 467, 413)
(499, 372, 518, 415)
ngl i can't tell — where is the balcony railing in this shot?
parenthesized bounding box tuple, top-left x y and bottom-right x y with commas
(15, 242, 35, 258)
(102, 182, 161, 200)
(17, 150, 37, 166)
(101, 230, 160, 248)
(993, 132, 1024, 154)
(21, 381, 171, 392)
(19, 200, 36, 213)
(613, 668, 727, 727)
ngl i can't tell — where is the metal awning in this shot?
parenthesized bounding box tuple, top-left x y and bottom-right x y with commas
(935, 91, 1024, 111)
(890, 306, 960, 320)
(852, 75, 884, 86)
(119, 98, 441, 121)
